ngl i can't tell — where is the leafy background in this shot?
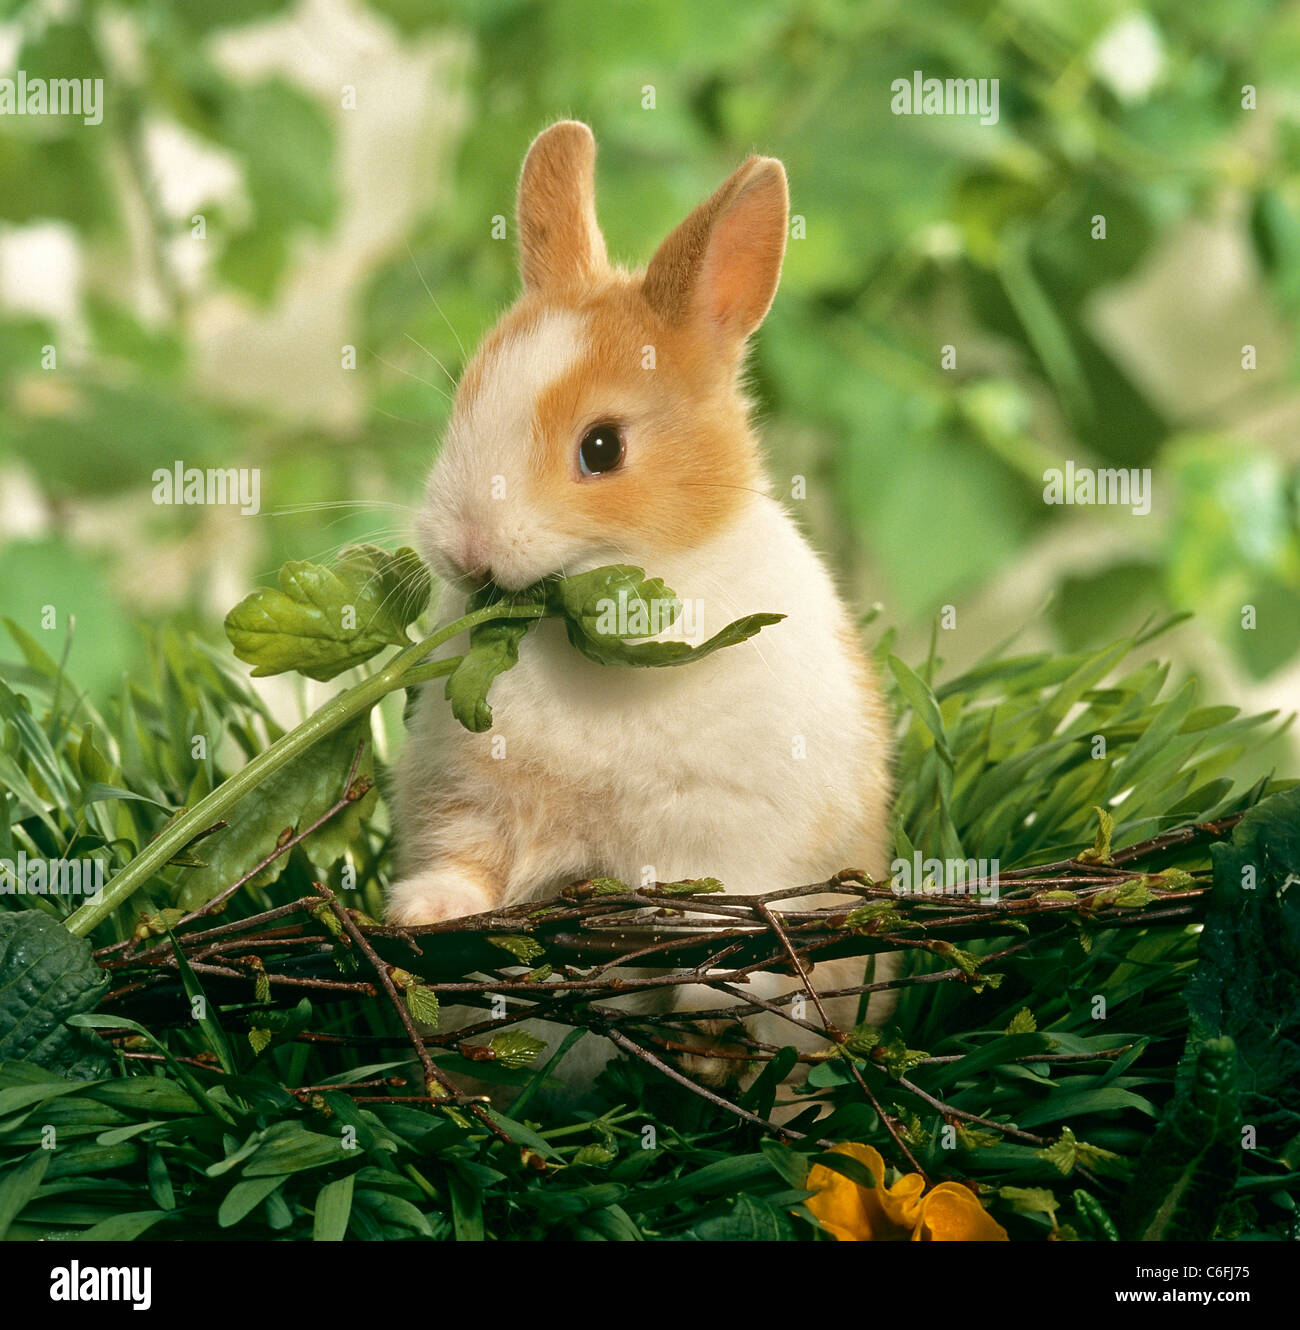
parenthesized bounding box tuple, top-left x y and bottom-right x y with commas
(0, 0, 1299, 1243)
(0, 0, 1298, 763)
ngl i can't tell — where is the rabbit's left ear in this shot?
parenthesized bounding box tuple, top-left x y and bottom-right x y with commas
(517, 120, 608, 294)
(642, 155, 788, 349)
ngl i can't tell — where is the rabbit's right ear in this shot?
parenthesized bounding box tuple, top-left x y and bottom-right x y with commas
(517, 120, 608, 294)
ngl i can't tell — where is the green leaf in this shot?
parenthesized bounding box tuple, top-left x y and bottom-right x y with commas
(242, 1128, 351, 1177)
(0, 1149, 51, 1238)
(1005, 1007, 1037, 1035)
(551, 565, 783, 668)
(654, 877, 724, 896)
(146, 1146, 175, 1212)
(843, 1023, 882, 1057)
(1090, 880, 1156, 909)
(1036, 1125, 1121, 1177)
(889, 655, 954, 764)
(1077, 805, 1115, 864)
(403, 986, 440, 1028)
(572, 1143, 618, 1167)
(175, 717, 375, 910)
(487, 935, 544, 964)
(354, 1187, 435, 1236)
(1186, 787, 1300, 1148)
(878, 1035, 929, 1077)
(312, 1172, 355, 1241)
(1072, 1189, 1119, 1241)
(218, 77, 337, 233)
(998, 1185, 1059, 1219)
(224, 545, 428, 681)
(843, 902, 902, 931)
(0, 910, 110, 1076)
(447, 1169, 484, 1241)
(74, 1210, 168, 1241)
(165, 924, 236, 1075)
(218, 1175, 284, 1228)
(690, 1193, 792, 1241)
(443, 583, 541, 732)
(487, 1030, 547, 1069)
(1123, 1037, 1240, 1240)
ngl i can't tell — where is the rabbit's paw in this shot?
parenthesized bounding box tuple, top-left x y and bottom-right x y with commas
(385, 871, 498, 926)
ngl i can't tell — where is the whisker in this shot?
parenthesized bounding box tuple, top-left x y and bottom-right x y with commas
(405, 240, 469, 361)
(373, 405, 443, 432)
(403, 332, 459, 389)
(263, 500, 416, 517)
(368, 349, 454, 404)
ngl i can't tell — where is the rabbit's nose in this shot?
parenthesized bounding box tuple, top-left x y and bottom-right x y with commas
(453, 527, 491, 580)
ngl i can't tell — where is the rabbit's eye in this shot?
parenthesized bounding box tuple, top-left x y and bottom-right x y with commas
(578, 423, 624, 476)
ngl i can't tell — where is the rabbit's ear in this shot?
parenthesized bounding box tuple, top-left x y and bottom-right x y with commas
(517, 120, 608, 294)
(642, 156, 788, 347)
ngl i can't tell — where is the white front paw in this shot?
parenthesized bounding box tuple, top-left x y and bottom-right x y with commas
(385, 872, 497, 926)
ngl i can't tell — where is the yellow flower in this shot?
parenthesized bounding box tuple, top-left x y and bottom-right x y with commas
(805, 1142, 1009, 1241)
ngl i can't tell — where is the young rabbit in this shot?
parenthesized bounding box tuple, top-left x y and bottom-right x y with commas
(389, 121, 893, 1077)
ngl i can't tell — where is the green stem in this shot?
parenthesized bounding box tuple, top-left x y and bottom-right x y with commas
(65, 605, 543, 938)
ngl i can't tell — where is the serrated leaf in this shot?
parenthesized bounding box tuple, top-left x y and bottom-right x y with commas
(571, 1143, 618, 1166)
(551, 565, 783, 668)
(1005, 1007, 1037, 1035)
(487, 935, 544, 964)
(998, 1185, 1059, 1217)
(487, 1030, 547, 1069)
(224, 544, 428, 681)
(590, 877, 630, 895)
(655, 877, 724, 896)
(878, 1035, 928, 1077)
(248, 1028, 272, 1055)
(1123, 1036, 1240, 1240)
(1143, 868, 1197, 890)
(1092, 881, 1157, 909)
(1077, 805, 1115, 864)
(404, 987, 440, 1028)
(844, 1023, 882, 1056)
(844, 902, 903, 931)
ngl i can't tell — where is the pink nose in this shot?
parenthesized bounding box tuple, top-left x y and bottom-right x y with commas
(454, 529, 490, 579)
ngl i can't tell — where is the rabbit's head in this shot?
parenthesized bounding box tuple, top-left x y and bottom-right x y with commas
(418, 120, 788, 593)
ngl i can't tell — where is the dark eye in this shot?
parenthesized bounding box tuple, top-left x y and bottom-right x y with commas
(578, 422, 624, 476)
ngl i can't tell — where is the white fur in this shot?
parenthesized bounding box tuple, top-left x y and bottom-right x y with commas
(417, 309, 587, 591)
(393, 490, 889, 914)
(390, 481, 892, 1083)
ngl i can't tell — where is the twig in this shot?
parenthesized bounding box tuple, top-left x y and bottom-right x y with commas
(309, 879, 513, 1145)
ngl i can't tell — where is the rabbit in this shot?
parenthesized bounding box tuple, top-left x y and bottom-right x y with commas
(387, 120, 894, 1088)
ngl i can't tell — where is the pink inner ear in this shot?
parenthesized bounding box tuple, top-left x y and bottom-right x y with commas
(698, 185, 786, 337)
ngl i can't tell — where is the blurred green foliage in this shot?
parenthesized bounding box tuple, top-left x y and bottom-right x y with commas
(1, 0, 1299, 703)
